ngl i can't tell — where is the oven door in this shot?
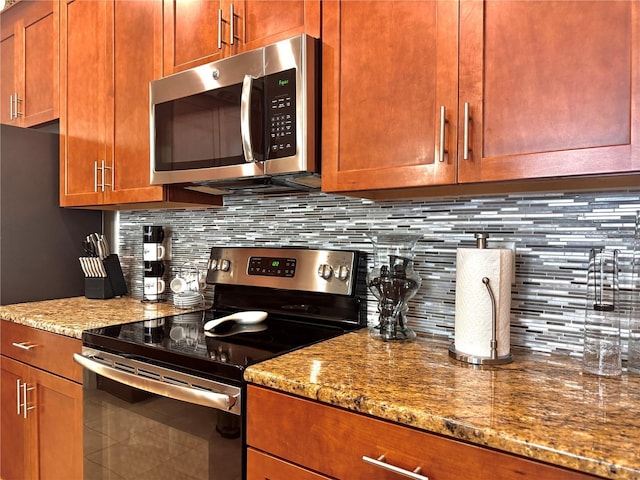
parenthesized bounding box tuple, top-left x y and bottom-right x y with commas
(74, 349, 243, 480)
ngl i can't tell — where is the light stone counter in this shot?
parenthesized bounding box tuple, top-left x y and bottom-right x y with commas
(245, 329, 640, 480)
(0, 296, 205, 339)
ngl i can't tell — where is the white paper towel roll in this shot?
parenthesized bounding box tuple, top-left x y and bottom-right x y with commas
(454, 247, 514, 358)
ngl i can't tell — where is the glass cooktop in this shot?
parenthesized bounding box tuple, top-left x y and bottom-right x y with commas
(82, 309, 352, 384)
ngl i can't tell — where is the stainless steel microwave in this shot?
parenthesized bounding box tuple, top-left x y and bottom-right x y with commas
(150, 35, 319, 194)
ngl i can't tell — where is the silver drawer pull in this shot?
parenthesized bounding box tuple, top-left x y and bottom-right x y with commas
(12, 341, 36, 351)
(362, 455, 429, 480)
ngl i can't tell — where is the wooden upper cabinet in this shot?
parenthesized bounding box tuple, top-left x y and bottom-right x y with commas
(0, 8, 17, 125)
(163, 0, 224, 75)
(322, 0, 639, 195)
(321, 0, 459, 193)
(106, 0, 164, 204)
(163, 0, 320, 75)
(238, 0, 320, 53)
(60, 0, 219, 208)
(0, 0, 59, 127)
(60, 0, 108, 207)
(458, 0, 640, 183)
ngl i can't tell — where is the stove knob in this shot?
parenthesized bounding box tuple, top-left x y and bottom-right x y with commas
(220, 259, 231, 272)
(317, 264, 333, 280)
(334, 265, 350, 281)
(209, 258, 219, 270)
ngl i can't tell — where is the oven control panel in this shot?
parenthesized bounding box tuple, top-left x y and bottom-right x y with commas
(248, 256, 297, 277)
(207, 247, 360, 296)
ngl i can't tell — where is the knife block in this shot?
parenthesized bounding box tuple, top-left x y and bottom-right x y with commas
(85, 254, 128, 300)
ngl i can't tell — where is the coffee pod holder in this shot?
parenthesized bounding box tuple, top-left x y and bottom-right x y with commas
(142, 225, 167, 303)
(84, 254, 128, 300)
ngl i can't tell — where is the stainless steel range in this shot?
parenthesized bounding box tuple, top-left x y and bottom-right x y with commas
(74, 247, 366, 480)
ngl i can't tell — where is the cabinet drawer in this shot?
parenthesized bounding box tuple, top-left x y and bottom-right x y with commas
(0, 320, 82, 383)
(247, 448, 331, 480)
(247, 385, 596, 480)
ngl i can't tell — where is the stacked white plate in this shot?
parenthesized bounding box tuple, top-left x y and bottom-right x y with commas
(173, 291, 203, 309)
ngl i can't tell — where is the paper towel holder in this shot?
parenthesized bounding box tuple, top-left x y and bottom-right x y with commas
(449, 276, 514, 366)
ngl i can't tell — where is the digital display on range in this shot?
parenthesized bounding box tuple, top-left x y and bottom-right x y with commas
(248, 257, 296, 277)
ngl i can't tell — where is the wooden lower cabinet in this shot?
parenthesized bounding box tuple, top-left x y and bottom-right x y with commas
(0, 321, 83, 480)
(247, 448, 331, 480)
(247, 385, 597, 480)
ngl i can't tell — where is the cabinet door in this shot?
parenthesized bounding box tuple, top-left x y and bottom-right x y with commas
(1, 6, 19, 125)
(21, 0, 59, 127)
(59, 0, 110, 207)
(105, 0, 164, 204)
(321, 0, 458, 194)
(458, 0, 640, 183)
(0, 356, 31, 480)
(0, 1, 59, 127)
(163, 0, 224, 75)
(30, 366, 83, 480)
(235, 0, 320, 54)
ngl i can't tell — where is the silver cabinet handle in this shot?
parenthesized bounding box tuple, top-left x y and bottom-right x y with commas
(14, 93, 21, 118)
(12, 341, 36, 351)
(102, 160, 112, 190)
(21, 381, 35, 419)
(102, 160, 106, 191)
(229, 3, 235, 45)
(16, 379, 21, 415)
(438, 105, 448, 163)
(73, 352, 239, 413)
(95, 160, 111, 192)
(362, 455, 429, 480)
(463, 101, 470, 160)
(217, 8, 223, 49)
(240, 74, 255, 163)
(9, 93, 13, 120)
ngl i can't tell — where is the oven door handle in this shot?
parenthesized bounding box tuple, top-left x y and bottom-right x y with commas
(73, 352, 240, 414)
(240, 74, 256, 163)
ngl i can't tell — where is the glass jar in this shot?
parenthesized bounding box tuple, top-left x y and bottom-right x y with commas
(583, 247, 621, 376)
(366, 233, 422, 342)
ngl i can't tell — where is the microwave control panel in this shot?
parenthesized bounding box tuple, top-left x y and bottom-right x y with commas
(266, 68, 296, 159)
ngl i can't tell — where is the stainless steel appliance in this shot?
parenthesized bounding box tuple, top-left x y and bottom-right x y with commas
(150, 35, 319, 195)
(74, 247, 366, 479)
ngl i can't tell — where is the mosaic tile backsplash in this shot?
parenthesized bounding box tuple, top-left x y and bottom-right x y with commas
(117, 189, 640, 359)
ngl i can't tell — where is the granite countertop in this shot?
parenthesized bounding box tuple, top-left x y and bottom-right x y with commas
(0, 296, 205, 338)
(245, 330, 640, 480)
(3, 298, 638, 478)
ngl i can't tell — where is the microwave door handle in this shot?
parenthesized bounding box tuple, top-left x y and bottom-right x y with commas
(240, 74, 256, 163)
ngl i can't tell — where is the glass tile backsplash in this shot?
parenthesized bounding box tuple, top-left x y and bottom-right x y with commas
(118, 189, 640, 358)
